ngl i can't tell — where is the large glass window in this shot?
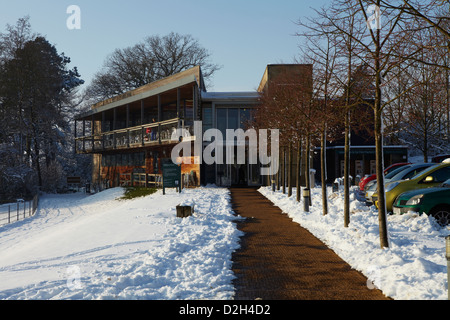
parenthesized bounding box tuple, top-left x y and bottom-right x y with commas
(240, 108, 251, 129)
(203, 107, 213, 132)
(215, 106, 253, 134)
(217, 109, 227, 135)
(227, 108, 239, 130)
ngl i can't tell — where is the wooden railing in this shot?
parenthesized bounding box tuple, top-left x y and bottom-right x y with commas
(75, 118, 192, 153)
(119, 173, 162, 188)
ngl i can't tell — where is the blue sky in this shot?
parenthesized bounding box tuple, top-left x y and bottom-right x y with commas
(1, 0, 330, 92)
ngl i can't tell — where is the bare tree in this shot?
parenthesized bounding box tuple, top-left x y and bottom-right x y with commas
(319, 0, 419, 248)
(296, 15, 342, 215)
(312, 1, 369, 226)
(253, 68, 313, 199)
(0, 16, 37, 65)
(86, 32, 221, 102)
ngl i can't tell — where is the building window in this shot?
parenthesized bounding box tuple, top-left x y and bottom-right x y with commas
(203, 107, 213, 132)
(101, 152, 145, 167)
(215, 106, 253, 135)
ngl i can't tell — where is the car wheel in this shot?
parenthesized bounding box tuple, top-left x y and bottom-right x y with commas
(429, 205, 450, 227)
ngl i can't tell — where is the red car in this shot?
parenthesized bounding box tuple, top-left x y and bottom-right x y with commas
(358, 162, 411, 191)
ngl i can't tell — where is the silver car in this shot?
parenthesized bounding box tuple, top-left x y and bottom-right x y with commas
(364, 163, 434, 206)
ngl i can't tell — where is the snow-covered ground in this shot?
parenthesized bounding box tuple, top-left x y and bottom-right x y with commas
(259, 185, 450, 300)
(0, 181, 449, 300)
(0, 187, 242, 300)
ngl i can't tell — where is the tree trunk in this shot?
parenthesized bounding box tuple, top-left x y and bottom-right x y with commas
(288, 142, 292, 197)
(296, 139, 302, 202)
(305, 135, 311, 206)
(282, 146, 286, 194)
(277, 149, 281, 190)
(375, 106, 389, 248)
(33, 136, 42, 187)
(321, 126, 328, 215)
(374, 23, 389, 249)
(344, 108, 350, 227)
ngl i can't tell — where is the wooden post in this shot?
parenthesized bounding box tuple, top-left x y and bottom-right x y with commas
(126, 104, 130, 128)
(91, 115, 95, 152)
(102, 111, 106, 132)
(157, 94, 161, 122)
(158, 123, 161, 144)
(193, 84, 197, 121)
(113, 108, 117, 131)
(141, 100, 145, 125)
(177, 88, 181, 118)
(82, 120, 86, 152)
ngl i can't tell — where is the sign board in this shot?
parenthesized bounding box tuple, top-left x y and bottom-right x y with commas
(67, 176, 81, 185)
(162, 163, 181, 194)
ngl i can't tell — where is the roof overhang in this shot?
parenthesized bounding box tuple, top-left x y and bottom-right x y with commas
(75, 66, 203, 121)
(201, 91, 260, 103)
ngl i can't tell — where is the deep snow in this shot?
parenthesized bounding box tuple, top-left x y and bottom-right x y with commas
(259, 185, 450, 300)
(0, 182, 449, 300)
(0, 187, 242, 300)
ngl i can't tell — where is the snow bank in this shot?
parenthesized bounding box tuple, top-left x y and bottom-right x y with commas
(259, 186, 450, 300)
(0, 187, 242, 300)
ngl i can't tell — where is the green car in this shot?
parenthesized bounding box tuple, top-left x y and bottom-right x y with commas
(392, 178, 450, 226)
(373, 162, 450, 212)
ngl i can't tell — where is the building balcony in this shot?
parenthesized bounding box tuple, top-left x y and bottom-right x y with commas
(75, 118, 194, 154)
(74, 66, 203, 154)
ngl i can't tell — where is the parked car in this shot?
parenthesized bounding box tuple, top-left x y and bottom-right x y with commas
(358, 162, 410, 192)
(372, 162, 450, 212)
(364, 164, 413, 205)
(392, 178, 450, 226)
(364, 163, 434, 205)
(431, 154, 450, 163)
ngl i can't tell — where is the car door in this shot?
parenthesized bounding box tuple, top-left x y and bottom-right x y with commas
(420, 166, 450, 186)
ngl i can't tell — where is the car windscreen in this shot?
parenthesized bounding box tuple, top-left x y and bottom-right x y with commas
(391, 164, 434, 181)
(385, 165, 411, 179)
(410, 164, 440, 180)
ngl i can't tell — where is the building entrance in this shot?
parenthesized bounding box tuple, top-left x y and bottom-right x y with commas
(215, 147, 261, 187)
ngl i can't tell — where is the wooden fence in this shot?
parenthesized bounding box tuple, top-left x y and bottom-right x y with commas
(119, 173, 163, 188)
(0, 194, 39, 226)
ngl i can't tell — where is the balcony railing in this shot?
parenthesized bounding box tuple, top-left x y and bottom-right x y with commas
(76, 118, 193, 153)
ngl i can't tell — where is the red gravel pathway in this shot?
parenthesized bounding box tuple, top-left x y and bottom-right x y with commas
(230, 187, 390, 300)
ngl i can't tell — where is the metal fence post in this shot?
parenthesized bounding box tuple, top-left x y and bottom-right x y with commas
(8, 205, 10, 224)
(446, 236, 450, 300)
(17, 202, 19, 221)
